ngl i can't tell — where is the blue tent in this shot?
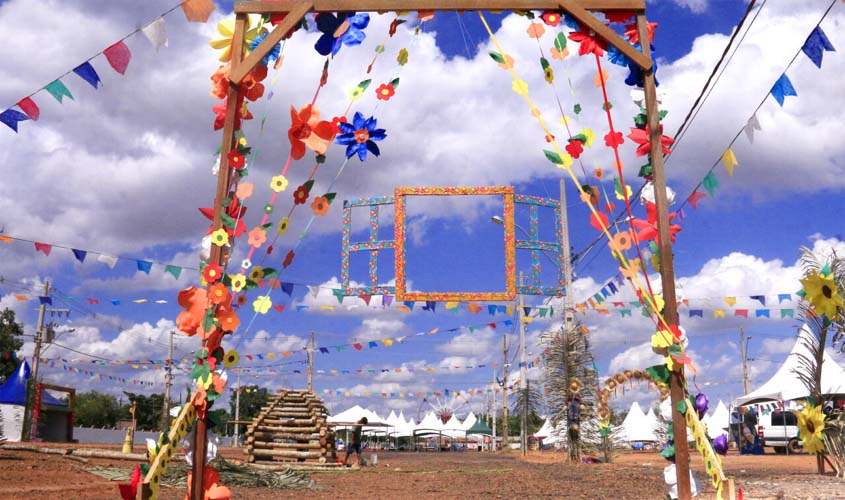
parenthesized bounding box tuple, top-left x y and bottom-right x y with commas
(0, 359, 67, 407)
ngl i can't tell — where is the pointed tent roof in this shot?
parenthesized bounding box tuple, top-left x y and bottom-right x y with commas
(534, 417, 554, 438)
(736, 325, 845, 405)
(466, 418, 493, 436)
(443, 414, 464, 438)
(706, 401, 730, 438)
(327, 405, 366, 423)
(417, 411, 445, 431)
(0, 359, 67, 407)
(461, 412, 477, 431)
(616, 401, 658, 442)
(385, 410, 399, 426)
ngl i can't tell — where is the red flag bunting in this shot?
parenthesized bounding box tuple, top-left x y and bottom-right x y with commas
(103, 41, 132, 75)
(34, 242, 52, 256)
(17, 97, 39, 121)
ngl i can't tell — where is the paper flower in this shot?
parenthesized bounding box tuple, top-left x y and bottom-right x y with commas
(212, 98, 253, 131)
(210, 65, 230, 99)
(208, 283, 230, 305)
(242, 64, 268, 102)
(625, 21, 658, 45)
(192, 386, 208, 415)
(627, 126, 674, 157)
(236, 182, 253, 200)
(229, 274, 246, 293)
(604, 131, 624, 148)
(247, 227, 267, 248)
(293, 184, 311, 205)
(228, 150, 245, 170)
(713, 434, 728, 456)
(569, 27, 607, 56)
(200, 194, 247, 238)
(335, 111, 387, 161)
(314, 12, 370, 56)
(794, 405, 825, 454)
(217, 309, 240, 332)
(311, 196, 330, 216)
(223, 350, 239, 368)
(651, 329, 673, 350)
(540, 11, 562, 27)
(203, 263, 223, 284)
(283, 250, 295, 269)
(375, 83, 395, 101)
(176, 287, 207, 336)
(277, 217, 290, 235)
(288, 105, 335, 160)
(565, 139, 584, 159)
(241, 259, 252, 270)
(631, 202, 681, 244)
(543, 65, 554, 83)
(619, 257, 641, 279)
(209, 17, 259, 62)
(210, 228, 229, 247)
(594, 168, 604, 179)
(248, 266, 264, 282)
(550, 45, 569, 60)
(694, 393, 709, 419)
(608, 230, 633, 252)
(800, 271, 843, 318)
(331, 116, 347, 135)
(249, 29, 281, 66)
(253, 295, 272, 314)
(526, 22, 545, 39)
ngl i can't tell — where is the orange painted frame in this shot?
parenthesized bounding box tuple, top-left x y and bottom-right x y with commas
(394, 186, 516, 302)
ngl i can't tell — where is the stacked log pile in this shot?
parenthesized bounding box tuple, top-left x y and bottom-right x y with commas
(245, 390, 336, 465)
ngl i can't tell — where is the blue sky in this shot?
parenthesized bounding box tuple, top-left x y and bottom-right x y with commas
(1, 0, 844, 420)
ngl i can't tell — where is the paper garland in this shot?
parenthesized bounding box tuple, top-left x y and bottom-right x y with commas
(0, 0, 215, 133)
(44, 359, 158, 387)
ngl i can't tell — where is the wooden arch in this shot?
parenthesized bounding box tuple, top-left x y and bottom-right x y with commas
(168, 2, 691, 499)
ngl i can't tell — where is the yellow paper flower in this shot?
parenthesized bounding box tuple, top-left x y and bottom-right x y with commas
(512, 79, 529, 96)
(800, 271, 843, 318)
(197, 372, 213, 390)
(793, 404, 825, 455)
(229, 273, 246, 293)
(270, 175, 289, 193)
(350, 85, 364, 100)
(651, 329, 673, 351)
(581, 128, 595, 147)
(253, 295, 272, 314)
(210, 228, 229, 247)
(209, 17, 259, 62)
(248, 266, 264, 282)
(615, 183, 633, 200)
(223, 350, 239, 368)
(277, 217, 290, 235)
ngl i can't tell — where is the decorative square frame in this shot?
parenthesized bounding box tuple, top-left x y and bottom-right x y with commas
(394, 186, 516, 302)
(515, 194, 566, 296)
(341, 196, 396, 296)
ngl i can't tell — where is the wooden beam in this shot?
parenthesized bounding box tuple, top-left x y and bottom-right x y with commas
(636, 13, 690, 500)
(559, 0, 651, 70)
(235, 0, 644, 13)
(230, 1, 313, 85)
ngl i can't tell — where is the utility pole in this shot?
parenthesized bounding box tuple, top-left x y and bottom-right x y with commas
(560, 179, 574, 334)
(233, 369, 242, 447)
(22, 280, 50, 442)
(637, 14, 691, 500)
(162, 331, 174, 431)
(502, 334, 509, 451)
(518, 273, 528, 456)
(491, 368, 497, 451)
(740, 327, 751, 395)
(308, 331, 315, 393)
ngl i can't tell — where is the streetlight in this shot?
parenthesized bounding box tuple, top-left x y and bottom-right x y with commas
(490, 215, 561, 270)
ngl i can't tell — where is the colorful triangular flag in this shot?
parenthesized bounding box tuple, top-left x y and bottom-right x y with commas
(770, 74, 797, 107)
(801, 26, 835, 69)
(73, 62, 101, 89)
(721, 148, 737, 176)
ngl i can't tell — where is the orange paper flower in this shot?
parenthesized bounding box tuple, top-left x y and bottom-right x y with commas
(288, 105, 335, 160)
(176, 287, 208, 336)
(217, 309, 240, 332)
(247, 227, 267, 248)
(208, 283, 230, 305)
(311, 196, 330, 216)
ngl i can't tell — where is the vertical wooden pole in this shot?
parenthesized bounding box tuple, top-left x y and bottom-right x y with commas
(636, 13, 691, 500)
(502, 334, 509, 450)
(193, 13, 248, 500)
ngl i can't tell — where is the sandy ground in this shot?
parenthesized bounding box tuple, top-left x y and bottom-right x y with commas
(0, 444, 842, 499)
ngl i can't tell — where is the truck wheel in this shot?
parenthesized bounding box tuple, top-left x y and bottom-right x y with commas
(787, 439, 801, 454)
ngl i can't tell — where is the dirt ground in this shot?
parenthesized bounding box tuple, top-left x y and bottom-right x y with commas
(0, 444, 842, 499)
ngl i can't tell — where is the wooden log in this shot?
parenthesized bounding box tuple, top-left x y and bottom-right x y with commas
(262, 418, 317, 426)
(255, 425, 319, 433)
(247, 432, 321, 441)
(251, 449, 322, 459)
(246, 462, 346, 471)
(251, 441, 324, 450)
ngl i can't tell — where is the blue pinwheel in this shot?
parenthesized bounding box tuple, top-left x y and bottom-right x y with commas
(314, 12, 370, 57)
(250, 31, 281, 65)
(335, 112, 386, 161)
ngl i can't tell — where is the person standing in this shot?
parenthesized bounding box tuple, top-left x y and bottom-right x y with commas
(344, 417, 368, 467)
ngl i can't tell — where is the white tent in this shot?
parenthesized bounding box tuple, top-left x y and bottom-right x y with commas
(328, 405, 368, 429)
(615, 401, 659, 443)
(535, 418, 554, 439)
(736, 325, 845, 405)
(417, 411, 445, 432)
(461, 412, 478, 431)
(706, 401, 730, 439)
(442, 414, 464, 438)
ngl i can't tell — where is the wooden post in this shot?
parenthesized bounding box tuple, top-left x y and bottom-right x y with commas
(636, 13, 691, 500)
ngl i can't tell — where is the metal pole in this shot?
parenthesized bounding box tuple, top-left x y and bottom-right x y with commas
(162, 331, 174, 431)
(559, 179, 574, 333)
(308, 331, 315, 393)
(234, 370, 241, 447)
(518, 273, 527, 456)
(502, 334, 509, 450)
(637, 14, 691, 500)
(492, 369, 497, 451)
(740, 328, 750, 395)
(23, 280, 50, 442)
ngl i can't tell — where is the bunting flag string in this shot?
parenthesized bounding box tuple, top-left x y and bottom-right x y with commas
(577, 305, 796, 320)
(315, 381, 522, 400)
(0, 0, 215, 134)
(44, 360, 158, 387)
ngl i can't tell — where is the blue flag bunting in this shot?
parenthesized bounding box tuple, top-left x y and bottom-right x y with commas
(137, 260, 152, 274)
(403, 301, 415, 311)
(770, 74, 797, 107)
(801, 26, 835, 69)
(38, 296, 52, 305)
(281, 282, 294, 296)
(72, 248, 87, 263)
(0, 109, 29, 132)
(73, 62, 101, 88)
(689, 309, 703, 318)
(750, 295, 766, 306)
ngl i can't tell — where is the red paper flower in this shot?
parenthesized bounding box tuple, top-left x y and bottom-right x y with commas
(589, 211, 609, 232)
(208, 283, 230, 305)
(331, 115, 347, 135)
(269, 12, 301, 39)
(625, 21, 658, 45)
(565, 139, 584, 159)
(311, 196, 330, 216)
(227, 150, 245, 169)
(288, 104, 335, 160)
(605, 11, 634, 24)
(199, 195, 247, 238)
(283, 250, 295, 269)
(569, 27, 607, 57)
(630, 202, 681, 243)
(375, 83, 395, 101)
(293, 184, 310, 205)
(204, 263, 223, 283)
(540, 11, 562, 27)
(212, 98, 253, 131)
(242, 65, 268, 102)
(627, 126, 674, 157)
(604, 131, 625, 148)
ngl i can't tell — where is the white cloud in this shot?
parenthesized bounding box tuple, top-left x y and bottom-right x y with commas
(350, 317, 408, 342)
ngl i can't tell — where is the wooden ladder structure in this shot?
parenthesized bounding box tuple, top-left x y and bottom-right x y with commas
(245, 390, 336, 464)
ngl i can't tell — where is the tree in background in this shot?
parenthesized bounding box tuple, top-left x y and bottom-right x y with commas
(0, 308, 24, 383)
(74, 391, 122, 428)
(510, 378, 546, 434)
(229, 385, 270, 423)
(122, 392, 166, 431)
